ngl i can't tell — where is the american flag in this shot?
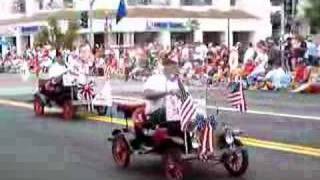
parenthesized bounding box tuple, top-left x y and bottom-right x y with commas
(200, 122, 214, 158)
(178, 78, 196, 131)
(227, 80, 247, 112)
(195, 114, 215, 158)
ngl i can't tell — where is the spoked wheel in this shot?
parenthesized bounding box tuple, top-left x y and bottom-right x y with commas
(34, 96, 44, 116)
(223, 148, 249, 177)
(163, 148, 184, 180)
(62, 100, 75, 120)
(112, 135, 130, 168)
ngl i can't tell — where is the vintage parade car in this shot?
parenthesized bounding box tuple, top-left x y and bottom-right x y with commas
(33, 71, 112, 120)
(109, 103, 249, 180)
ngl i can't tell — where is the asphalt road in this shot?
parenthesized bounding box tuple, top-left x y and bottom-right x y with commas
(0, 105, 319, 180)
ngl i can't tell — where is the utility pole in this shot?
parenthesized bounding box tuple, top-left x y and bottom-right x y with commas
(89, 0, 96, 48)
(281, 0, 286, 39)
(280, 0, 286, 70)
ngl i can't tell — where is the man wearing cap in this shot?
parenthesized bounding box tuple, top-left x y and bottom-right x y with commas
(48, 51, 67, 79)
(143, 53, 182, 137)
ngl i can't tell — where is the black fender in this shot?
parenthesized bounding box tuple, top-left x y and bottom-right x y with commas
(112, 129, 122, 136)
(156, 138, 185, 154)
(34, 93, 46, 104)
(234, 138, 243, 147)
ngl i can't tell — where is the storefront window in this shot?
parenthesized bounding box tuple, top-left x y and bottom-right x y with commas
(38, 0, 63, 10)
(180, 0, 212, 6)
(171, 32, 193, 45)
(134, 32, 159, 45)
(12, 0, 26, 14)
(127, 0, 171, 6)
(230, 0, 237, 6)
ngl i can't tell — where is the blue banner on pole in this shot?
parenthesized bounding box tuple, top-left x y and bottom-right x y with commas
(116, 0, 127, 24)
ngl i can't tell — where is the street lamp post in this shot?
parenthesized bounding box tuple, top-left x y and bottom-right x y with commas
(280, 0, 286, 70)
(89, 0, 96, 47)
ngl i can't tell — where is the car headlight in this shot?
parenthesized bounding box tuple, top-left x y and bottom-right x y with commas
(225, 132, 234, 144)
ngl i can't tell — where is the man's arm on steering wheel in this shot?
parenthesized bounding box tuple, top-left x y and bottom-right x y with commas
(144, 89, 178, 100)
(143, 89, 168, 100)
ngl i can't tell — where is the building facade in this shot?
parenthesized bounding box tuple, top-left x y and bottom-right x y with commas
(0, 0, 274, 56)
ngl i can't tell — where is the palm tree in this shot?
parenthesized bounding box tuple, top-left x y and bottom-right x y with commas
(186, 19, 200, 42)
(34, 17, 79, 50)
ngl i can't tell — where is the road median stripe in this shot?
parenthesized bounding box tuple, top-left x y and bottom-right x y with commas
(81, 114, 320, 158)
(241, 137, 320, 154)
(1, 98, 320, 157)
(243, 140, 320, 157)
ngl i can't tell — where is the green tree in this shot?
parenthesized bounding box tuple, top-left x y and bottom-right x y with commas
(304, 0, 320, 33)
(34, 17, 79, 49)
(186, 19, 200, 42)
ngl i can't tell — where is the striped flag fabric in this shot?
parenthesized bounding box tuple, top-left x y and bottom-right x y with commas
(178, 78, 196, 131)
(227, 80, 247, 112)
(199, 121, 214, 158)
(194, 114, 215, 158)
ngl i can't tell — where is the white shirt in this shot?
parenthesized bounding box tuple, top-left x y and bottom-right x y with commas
(143, 73, 180, 121)
(229, 48, 239, 71)
(244, 47, 255, 64)
(254, 52, 269, 72)
(48, 62, 67, 78)
(265, 67, 290, 89)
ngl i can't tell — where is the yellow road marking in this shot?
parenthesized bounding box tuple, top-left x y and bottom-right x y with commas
(0, 99, 33, 109)
(1, 99, 320, 158)
(243, 140, 320, 157)
(241, 137, 320, 154)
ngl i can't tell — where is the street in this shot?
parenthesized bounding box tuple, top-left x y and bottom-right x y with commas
(0, 106, 319, 180)
(0, 73, 320, 180)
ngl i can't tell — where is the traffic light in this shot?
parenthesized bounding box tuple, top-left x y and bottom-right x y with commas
(80, 11, 88, 28)
(284, 0, 293, 18)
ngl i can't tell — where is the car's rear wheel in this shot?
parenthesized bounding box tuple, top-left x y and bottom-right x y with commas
(34, 96, 44, 116)
(62, 100, 74, 120)
(163, 148, 184, 180)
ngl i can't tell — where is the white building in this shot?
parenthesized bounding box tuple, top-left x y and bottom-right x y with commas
(0, 0, 273, 56)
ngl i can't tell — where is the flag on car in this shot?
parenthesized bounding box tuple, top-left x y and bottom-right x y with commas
(116, 0, 127, 24)
(227, 80, 247, 112)
(178, 78, 196, 131)
(195, 114, 216, 158)
(200, 121, 214, 158)
(78, 81, 95, 101)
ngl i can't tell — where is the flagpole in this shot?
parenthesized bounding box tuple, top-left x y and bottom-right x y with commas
(205, 52, 208, 116)
(89, 0, 96, 48)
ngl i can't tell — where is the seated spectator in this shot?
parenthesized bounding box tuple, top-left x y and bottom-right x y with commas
(292, 60, 310, 87)
(263, 62, 291, 90)
(242, 59, 256, 77)
(212, 65, 226, 83)
(291, 67, 320, 94)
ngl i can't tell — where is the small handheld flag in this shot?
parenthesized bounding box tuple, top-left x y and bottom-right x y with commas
(116, 0, 127, 24)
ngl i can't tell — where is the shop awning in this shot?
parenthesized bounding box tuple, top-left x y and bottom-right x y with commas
(0, 8, 257, 26)
(124, 8, 258, 19)
(0, 9, 112, 26)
